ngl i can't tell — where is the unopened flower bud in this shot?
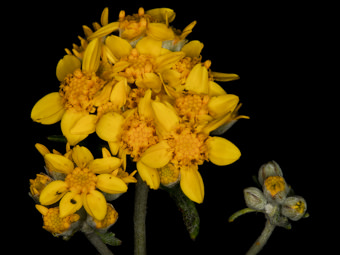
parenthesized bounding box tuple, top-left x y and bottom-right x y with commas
(244, 187, 267, 211)
(281, 196, 307, 221)
(263, 176, 289, 204)
(258, 161, 283, 186)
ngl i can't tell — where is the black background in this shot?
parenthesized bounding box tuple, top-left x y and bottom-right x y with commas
(15, 0, 328, 254)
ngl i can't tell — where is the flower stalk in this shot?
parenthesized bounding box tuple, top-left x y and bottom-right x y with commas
(245, 220, 275, 255)
(82, 222, 114, 255)
(134, 173, 149, 255)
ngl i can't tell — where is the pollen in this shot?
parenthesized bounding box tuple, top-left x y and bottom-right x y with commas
(175, 93, 210, 122)
(171, 57, 201, 84)
(167, 124, 208, 167)
(59, 69, 106, 112)
(64, 167, 97, 194)
(158, 163, 180, 186)
(120, 113, 159, 161)
(125, 87, 146, 110)
(118, 49, 155, 83)
(93, 204, 119, 229)
(42, 207, 80, 235)
(264, 176, 286, 198)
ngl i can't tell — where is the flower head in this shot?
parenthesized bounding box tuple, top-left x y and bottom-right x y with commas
(37, 144, 131, 220)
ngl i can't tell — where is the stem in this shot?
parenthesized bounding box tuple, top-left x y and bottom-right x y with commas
(246, 220, 276, 255)
(84, 230, 114, 255)
(134, 173, 149, 255)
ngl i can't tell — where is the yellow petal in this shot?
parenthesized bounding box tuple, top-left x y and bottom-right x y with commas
(105, 35, 132, 59)
(179, 20, 197, 40)
(84, 190, 107, 220)
(146, 8, 176, 23)
(208, 81, 227, 97)
(70, 114, 98, 135)
(211, 72, 240, 82)
(147, 23, 175, 41)
(82, 37, 101, 74)
(87, 22, 119, 41)
(88, 157, 122, 174)
(140, 140, 172, 168)
(39, 180, 68, 205)
(61, 110, 89, 146)
(35, 204, 49, 216)
(184, 63, 209, 94)
(100, 7, 109, 26)
(180, 165, 204, 204)
(72, 145, 94, 168)
(155, 51, 185, 73)
(44, 153, 74, 174)
(31, 92, 65, 125)
(135, 73, 162, 93)
(56, 55, 81, 81)
(136, 37, 162, 57)
(96, 174, 128, 194)
(59, 191, 82, 218)
(138, 89, 153, 119)
(208, 94, 239, 118)
(35, 143, 50, 157)
(151, 101, 179, 134)
(181, 40, 204, 58)
(110, 79, 128, 110)
(96, 112, 124, 142)
(206, 137, 241, 166)
(136, 161, 160, 190)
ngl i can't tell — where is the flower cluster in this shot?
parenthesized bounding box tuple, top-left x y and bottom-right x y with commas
(31, 7, 247, 217)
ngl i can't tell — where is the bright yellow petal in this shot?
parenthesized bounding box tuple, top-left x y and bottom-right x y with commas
(184, 63, 209, 94)
(136, 161, 160, 190)
(208, 94, 239, 118)
(135, 73, 162, 93)
(181, 40, 204, 58)
(100, 7, 109, 26)
(155, 51, 185, 74)
(110, 79, 128, 110)
(72, 145, 94, 168)
(82, 37, 101, 74)
(137, 89, 153, 119)
(96, 112, 124, 142)
(96, 174, 128, 194)
(56, 55, 81, 81)
(147, 23, 175, 41)
(211, 72, 239, 82)
(146, 8, 176, 23)
(151, 101, 179, 134)
(61, 110, 89, 146)
(136, 37, 162, 57)
(105, 35, 132, 59)
(208, 81, 227, 97)
(180, 165, 204, 204)
(59, 191, 82, 218)
(88, 157, 122, 174)
(140, 140, 172, 168)
(85, 190, 107, 220)
(35, 143, 50, 157)
(44, 153, 74, 174)
(206, 137, 241, 166)
(87, 22, 119, 41)
(70, 114, 98, 135)
(39, 180, 68, 205)
(31, 92, 65, 125)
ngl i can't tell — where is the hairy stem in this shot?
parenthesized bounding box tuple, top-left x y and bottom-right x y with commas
(246, 220, 276, 255)
(83, 229, 114, 255)
(134, 173, 149, 255)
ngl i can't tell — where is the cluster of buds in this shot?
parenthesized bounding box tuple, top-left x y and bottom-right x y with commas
(244, 161, 308, 228)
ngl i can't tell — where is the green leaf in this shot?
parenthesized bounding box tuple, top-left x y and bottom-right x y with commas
(95, 231, 122, 246)
(47, 135, 67, 143)
(163, 184, 200, 240)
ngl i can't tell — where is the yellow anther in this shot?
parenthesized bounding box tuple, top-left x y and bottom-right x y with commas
(64, 167, 97, 194)
(175, 93, 210, 122)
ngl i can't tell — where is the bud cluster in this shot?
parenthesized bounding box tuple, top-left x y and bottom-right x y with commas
(243, 161, 307, 228)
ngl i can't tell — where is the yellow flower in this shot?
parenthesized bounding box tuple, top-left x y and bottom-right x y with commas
(29, 173, 53, 200)
(92, 203, 119, 230)
(36, 205, 80, 236)
(38, 144, 128, 220)
(138, 100, 241, 203)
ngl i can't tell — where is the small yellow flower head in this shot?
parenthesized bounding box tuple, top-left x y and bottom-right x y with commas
(29, 174, 53, 200)
(158, 163, 180, 187)
(59, 69, 106, 112)
(175, 93, 210, 122)
(92, 203, 119, 229)
(36, 205, 80, 235)
(263, 176, 289, 203)
(64, 167, 97, 194)
(118, 8, 148, 41)
(167, 124, 209, 167)
(120, 112, 159, 161)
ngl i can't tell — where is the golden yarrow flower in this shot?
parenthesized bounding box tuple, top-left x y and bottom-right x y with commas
(37, 144, 131, 220)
